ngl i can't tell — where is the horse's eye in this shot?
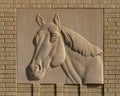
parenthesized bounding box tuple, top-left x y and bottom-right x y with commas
(50, 33, 59, 43)
(51, 37, 58, 43)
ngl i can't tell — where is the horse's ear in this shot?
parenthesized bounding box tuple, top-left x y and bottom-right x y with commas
(53, 14, 60, 27)
(36, 14, 45, 28)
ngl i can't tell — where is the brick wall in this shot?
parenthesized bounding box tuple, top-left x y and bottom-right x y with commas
(0, 0, 120, 96)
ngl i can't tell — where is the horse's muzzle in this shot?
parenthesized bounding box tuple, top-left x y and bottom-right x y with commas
(28, 62, 45, 80)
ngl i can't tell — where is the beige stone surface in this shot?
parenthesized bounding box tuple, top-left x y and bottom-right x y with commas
(17, 9, 103, 84)
(0, 0, 120, 96)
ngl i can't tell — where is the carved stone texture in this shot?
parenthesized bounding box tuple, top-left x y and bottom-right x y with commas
(17, 9, 103, 84)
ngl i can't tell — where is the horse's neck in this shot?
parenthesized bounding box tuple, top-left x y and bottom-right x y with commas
(61, 46, 86, 83)
(65, 46, 87, 69)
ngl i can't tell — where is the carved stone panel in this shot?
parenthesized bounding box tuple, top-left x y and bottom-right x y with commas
(17, 9, 103, 84)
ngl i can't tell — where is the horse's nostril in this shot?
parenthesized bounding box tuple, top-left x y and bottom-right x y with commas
(38, 64, 41, 70)
(36, 64, 42, 73)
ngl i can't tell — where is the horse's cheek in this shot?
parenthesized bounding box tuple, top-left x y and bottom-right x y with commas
(51, 39, 66, 67)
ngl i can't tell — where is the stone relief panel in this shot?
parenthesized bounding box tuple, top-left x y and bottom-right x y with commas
(17, 9, 103, 84)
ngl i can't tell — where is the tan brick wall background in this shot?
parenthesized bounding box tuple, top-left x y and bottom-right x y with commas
(0, 0, 120, 96)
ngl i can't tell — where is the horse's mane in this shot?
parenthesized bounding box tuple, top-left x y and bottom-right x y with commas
(61, 26, 103, 57)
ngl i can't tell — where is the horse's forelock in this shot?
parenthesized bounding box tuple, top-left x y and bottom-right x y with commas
(48, 23, 60, 39)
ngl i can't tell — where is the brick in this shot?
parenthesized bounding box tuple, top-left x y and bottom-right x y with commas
(0, 57, 5, 60)
(0, 17, 13, 22)
(0, 79, 14, 83)
(108, 27, 120, 31)
(0, 52, 14, 57)
(115, 31, 120, 35)
(5, 48, 16, 52)
(4, 12, 16, 17)
(100, 4, 108, 8)
(104, 84, 115, 88)
(104, 53, 120, 56)
(107, 0, 116, 3)
(0, 70, 14, 74)
(0, 22, 4, 26)
(5, 83, 16, 87)
(85, 93, 102, 96)
(87, 89, 101, 93)
(29, 0, 36, 3)
(4, 0, 13, 3)
(5, 88, 17, 92)
(4, 22, 16, 26)
(104, 93, 115, 96)
(14, 0, 29, 3)
(17, 93, 32, 96)
(116, 40, 120, 43)
(0, 61, 13, 65)
(116, 4, 120, 9)
(105, 57, 120, 61)
(5, 31, 16, 35)
(20, 3, 36, 8)
(51, 4, 65, 8)
(0, 35, 13, 39)
(91, 0, 107, 3)
(105, 22, 115, 27)
(116, 22, 120, 26)
(36, 0, 44, 3)
(0, 74, 4, 78)
(104, 9, 116, 13)
(0, 4, 5, 8)
(0, 26, 14, 30)
(6, 56, 16, 60)
(107, 35, 120, 40)
(104, 48, 115, 52)
(17, 84, 32, 88)
(5, 65, 16, 70)
(67, 3, 83, 8)
(4, 4, 16, 8)
(104, 13, 116, 17)
(105, 66, 117, 70)
(107, 4, 116, 8)
(83, 0, 91, 3)
(0, 65, 4, 70)
(0, 43, 14, 48)
(4, 74, 16, 79)
(5, 92, 17, 96)
(67, 0, 79, 3)
(108, 88, 120, 92)
(0, 9, 15, 12)
(107, 62, 120, 66)
(116, 13, 120, 17)
(36, 4, 51, 8)
(104, 40, 115, 44)
(83, 3, 99, 8)
(107, 70, 120, 75)
(116, 93, 120, 96)
(18, 87, 31, 92)
(116, 48, 120, 52)
(108, 18, 120, 22)
(0, 13, 4, 17)
(5, 39, 16, 43)
(0, 39, 4, 43)
(104, 31, 115, 35)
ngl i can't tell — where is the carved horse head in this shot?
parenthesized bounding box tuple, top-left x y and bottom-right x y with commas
(27, 14, 66, 80)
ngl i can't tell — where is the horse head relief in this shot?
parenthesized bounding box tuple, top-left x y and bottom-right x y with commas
(26, 14, 103, 84)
